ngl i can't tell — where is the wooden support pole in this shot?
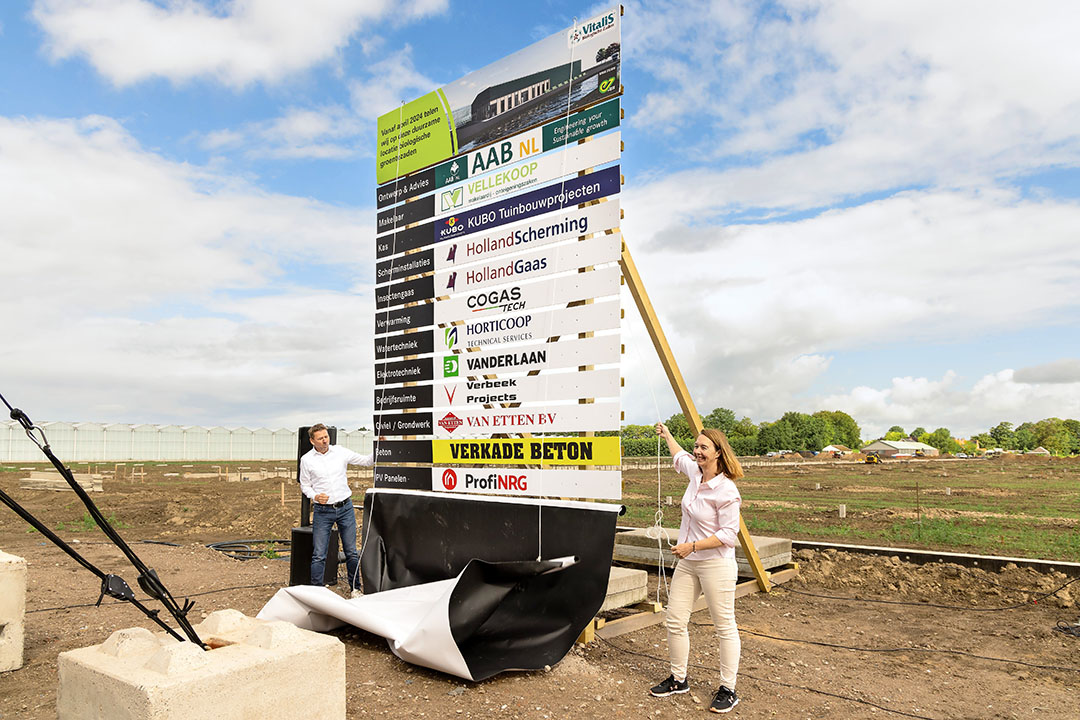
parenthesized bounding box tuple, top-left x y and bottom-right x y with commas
(619, 241, 772, 593)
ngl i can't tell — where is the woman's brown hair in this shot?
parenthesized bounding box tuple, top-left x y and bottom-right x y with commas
(700, 428, 744, 480)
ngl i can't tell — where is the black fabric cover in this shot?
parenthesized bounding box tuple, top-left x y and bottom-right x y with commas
(360, 489, 619, 680)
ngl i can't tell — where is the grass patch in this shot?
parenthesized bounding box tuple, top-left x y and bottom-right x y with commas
(57, 512, 127, 532)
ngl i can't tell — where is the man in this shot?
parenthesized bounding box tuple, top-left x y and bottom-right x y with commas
(299, 424, 372, 597)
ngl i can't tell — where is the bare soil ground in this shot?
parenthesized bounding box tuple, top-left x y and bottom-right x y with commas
(1, 467, 1079, 720)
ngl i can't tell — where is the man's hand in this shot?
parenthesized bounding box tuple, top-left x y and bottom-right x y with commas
(314, 493, 329, 504)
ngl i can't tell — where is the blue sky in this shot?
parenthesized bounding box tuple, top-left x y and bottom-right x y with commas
(2, 0, 1079, 440)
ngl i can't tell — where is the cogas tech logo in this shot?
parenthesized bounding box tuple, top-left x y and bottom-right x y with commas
(438, 412, 463, 434)
(443, 355, 459, 377)
(441, 468, 457, 490)
(467, 286, 524, 313)
(444, 326, 458, 350)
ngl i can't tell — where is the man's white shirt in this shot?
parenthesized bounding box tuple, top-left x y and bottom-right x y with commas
(299, 445, 373, 504)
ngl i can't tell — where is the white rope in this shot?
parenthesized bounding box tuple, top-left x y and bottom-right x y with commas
(623, 296, 675, 602)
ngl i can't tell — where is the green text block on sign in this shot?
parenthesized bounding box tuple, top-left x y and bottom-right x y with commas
(377, 90, 457, 185)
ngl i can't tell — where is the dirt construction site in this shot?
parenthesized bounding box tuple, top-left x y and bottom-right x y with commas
(1, 461, 1079, 720)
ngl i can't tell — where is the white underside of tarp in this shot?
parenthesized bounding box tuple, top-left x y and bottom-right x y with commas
(257, 579, 470, 679)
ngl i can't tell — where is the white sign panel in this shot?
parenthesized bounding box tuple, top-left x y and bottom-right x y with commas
(434, 368, 619, 408)
(440, 299, 619, 352)
(432, 467, 622, 500)
(440, 334, 620, 380)
(433, 201, 621, 270)
(435, 232, 620, 297)
(435, 265, 620, 324)
(432, 401, 619, 437)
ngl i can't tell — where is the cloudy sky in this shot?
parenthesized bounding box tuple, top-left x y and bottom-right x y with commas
(2, 0, 1078, 440)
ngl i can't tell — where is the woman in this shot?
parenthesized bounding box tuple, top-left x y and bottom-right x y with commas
(649, 422, 743, 714)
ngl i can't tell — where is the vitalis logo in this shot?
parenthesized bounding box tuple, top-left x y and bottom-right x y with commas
(444, 326, 458, 350)
(438, 412, 463, 434)
(568, 11, 616, 46)
(441, 468, 457, 490)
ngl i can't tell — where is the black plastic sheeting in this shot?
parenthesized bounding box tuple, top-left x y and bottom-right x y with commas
(360, 489, 621, 681)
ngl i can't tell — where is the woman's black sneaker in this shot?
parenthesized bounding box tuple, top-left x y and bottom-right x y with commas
(709, 686, 739, 713)
(649, 675, 689, 697)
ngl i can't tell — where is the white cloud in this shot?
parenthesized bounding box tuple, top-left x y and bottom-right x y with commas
(819, 368, 1080, 439)
(621, 0, 1080, 209)
(618, 187, 1080, 433)
(0, 114, 378, 427)
(195, 47, 436, 160)
(31, 0, 448, 87)
(199, 104, 364, 160)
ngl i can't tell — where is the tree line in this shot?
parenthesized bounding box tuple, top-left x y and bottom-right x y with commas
(619, 411, 1080, 457)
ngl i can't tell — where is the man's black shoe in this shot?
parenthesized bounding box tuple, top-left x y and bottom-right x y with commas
(649, 675, 689, 697)
(709, 685, 739, 713)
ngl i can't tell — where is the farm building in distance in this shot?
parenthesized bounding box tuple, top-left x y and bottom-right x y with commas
(822, 444, 852, 454)
(861, 439, 939, 457)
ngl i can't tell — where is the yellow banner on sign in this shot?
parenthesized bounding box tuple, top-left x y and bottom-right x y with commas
(432, 437, 621, 466)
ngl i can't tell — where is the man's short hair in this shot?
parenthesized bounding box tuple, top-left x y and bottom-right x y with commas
(308, 423, 329, 440)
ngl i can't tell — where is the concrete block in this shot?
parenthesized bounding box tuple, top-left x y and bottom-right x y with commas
(0, 550, 27, 671)
(600, 567, 647, 612)
(613, 529, 791, 577)
(57, 609, 345, 720)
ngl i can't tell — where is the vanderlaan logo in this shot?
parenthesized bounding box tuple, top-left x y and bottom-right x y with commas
(439, 412, 463, 434)
(443, 355, 459, 377)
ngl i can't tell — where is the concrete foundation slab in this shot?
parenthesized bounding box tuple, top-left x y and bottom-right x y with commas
(613, 529, 791, 577)
(0, 550, 27, 671)
(57, 609, 345, 720)
(600, 567, 647, 612)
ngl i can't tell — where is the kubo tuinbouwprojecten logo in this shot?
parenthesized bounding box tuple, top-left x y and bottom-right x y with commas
(441, 187, 463, 212)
